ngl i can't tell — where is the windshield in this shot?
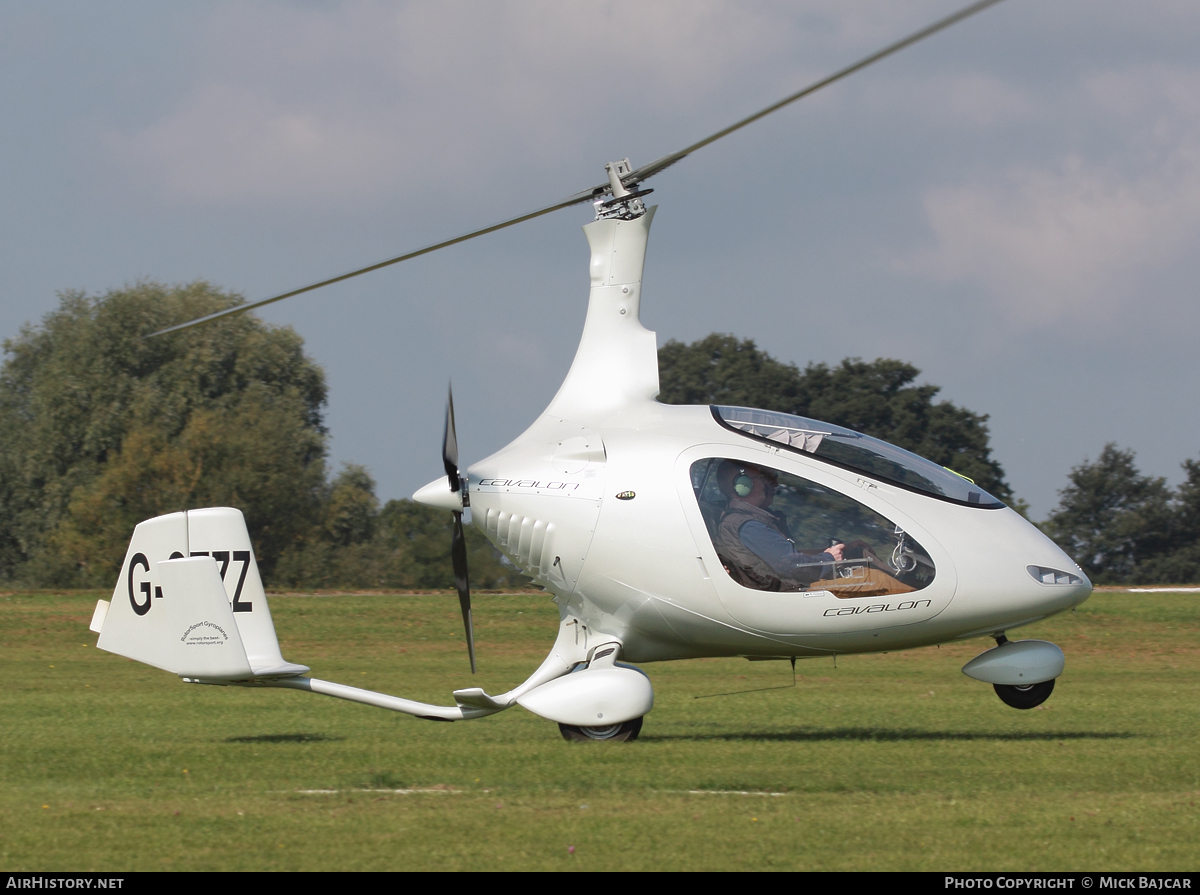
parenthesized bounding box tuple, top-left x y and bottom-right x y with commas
(712, 405, 1004, 508)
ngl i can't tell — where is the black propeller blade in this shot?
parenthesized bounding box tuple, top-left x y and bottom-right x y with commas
(145, 0, 1006, 339)
(451, 511, 475, 675)
(443, 388, 460, 492)
(443, 385, 475, 674)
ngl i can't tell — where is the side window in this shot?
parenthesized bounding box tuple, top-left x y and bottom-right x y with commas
(690, 458, 935, 597)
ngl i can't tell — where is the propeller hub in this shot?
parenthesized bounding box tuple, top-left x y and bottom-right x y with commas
(413, 475, 464, 512)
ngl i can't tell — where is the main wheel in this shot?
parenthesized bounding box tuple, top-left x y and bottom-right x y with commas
(558, 716, 643, 742)
(993, 679, 1055, 709)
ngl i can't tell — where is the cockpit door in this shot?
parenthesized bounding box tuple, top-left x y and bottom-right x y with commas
(674, 445, 957, 637)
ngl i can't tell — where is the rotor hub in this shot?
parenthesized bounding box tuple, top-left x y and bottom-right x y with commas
(596, 159, 651, 221)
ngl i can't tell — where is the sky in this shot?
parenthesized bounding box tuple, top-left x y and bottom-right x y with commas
(3, 0, 1199, 520)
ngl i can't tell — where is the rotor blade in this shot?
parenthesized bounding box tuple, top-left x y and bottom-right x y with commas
(451, 511, 476, 674)
(443, 385, 460, 491)
(624, 0, 1006, 187)
(144, 187, 604, 338)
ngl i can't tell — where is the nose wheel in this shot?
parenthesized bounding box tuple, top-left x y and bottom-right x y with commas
(559, 717, 643, 742)
(993, 679, 1055, 709)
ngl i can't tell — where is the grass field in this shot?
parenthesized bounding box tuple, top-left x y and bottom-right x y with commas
(1, 588, 1198, 871)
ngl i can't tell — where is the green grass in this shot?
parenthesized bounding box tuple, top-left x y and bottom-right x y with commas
(1, 589, 1198, 870)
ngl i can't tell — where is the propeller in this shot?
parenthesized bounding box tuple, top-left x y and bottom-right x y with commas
(443, 386, 476, 674)
(145, 0, 1005, 339)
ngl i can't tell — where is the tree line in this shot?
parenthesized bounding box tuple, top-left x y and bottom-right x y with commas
(1, 285, 1193, 588)
(1042, 446, 1200, 585)
(0, 284, 518, 590)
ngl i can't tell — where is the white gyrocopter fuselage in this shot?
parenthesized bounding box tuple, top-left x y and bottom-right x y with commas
(90, 193, 1091, 742)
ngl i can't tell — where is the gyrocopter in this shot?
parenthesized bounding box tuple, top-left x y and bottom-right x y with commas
(89, 0, 1090, 742)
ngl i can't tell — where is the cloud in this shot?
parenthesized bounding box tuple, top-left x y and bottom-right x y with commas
(904, 65, 1200, 327)
(101, 1, 959, 207)
(105, 84, 402, 203)
(103, 2, 778, 205)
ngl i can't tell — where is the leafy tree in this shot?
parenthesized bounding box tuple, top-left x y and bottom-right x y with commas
(370, 499, 524, 590)
(1158, 459, 1200, 581)
(658, 334, 1013, 502)
(658, 333, 804, 411)
(0, 283, 327, 585)
(272, 467, 525, 591)
(2, 283, 531, 591)
(322, 464, 380, 548)
(1042, 445, 1174, 583)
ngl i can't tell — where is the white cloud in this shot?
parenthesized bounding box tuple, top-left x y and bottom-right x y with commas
(106, 84, 402, 202)
(104, 2, 778, 204)
(926, 73, 1039, 128)
(905, 65, 1200, 327)
(101, 1, 960, 207)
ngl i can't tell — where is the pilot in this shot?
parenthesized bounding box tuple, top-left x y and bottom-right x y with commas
(715, 461, 843, 591)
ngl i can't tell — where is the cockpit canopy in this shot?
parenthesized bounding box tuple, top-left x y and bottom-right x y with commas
(689, 457, 935, 597)
(712, 405, 1005, 508)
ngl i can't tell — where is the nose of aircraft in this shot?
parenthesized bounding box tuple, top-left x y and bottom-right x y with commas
(936, 506, 1091, 631)
(1020, 562, 1092, 614)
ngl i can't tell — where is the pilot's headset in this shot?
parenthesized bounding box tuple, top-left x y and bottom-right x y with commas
(722, 463, 775, 499)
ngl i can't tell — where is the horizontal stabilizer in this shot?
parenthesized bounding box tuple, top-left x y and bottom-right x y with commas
(453, 687, 511, 711)
(89, 599, 109, 634)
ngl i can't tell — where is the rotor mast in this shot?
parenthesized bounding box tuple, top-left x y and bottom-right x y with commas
(538, 160, 659, 427)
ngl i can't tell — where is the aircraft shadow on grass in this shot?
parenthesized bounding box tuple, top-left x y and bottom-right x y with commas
(643, 728, 1136, 743)
(222, 733, 343, 744)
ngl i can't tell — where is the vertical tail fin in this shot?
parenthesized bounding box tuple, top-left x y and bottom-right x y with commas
(92, 508, 308, 680)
